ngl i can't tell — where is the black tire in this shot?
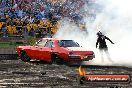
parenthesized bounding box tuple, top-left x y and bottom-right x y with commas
(20, 51, 31, 62)
(66, 61, 72, 66)
(51, 54, 63, 65)
(56, 58, 64, 65)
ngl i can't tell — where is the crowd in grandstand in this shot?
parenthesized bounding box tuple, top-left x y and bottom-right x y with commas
(0, 0, 96, 38)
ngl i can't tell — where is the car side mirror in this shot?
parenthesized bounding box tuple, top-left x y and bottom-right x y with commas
(35, 42, 38, 45)
(33, 41, 38, 46)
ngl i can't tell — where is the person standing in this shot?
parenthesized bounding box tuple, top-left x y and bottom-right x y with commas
(96, 31, 114, 62)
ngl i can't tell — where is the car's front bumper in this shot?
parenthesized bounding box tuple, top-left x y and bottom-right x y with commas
(68, 54, 95, 61)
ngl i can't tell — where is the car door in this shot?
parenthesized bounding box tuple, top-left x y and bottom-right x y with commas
(26, 45, 39, 59)
(30, 39, 47, 59)
(37, 40, 54, 62)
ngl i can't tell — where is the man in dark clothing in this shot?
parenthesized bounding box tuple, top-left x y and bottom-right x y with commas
(96, 31, 114, 62)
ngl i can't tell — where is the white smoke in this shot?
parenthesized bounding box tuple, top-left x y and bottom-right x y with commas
(54, 0, 132, 66)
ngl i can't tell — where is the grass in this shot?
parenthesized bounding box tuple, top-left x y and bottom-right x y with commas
(0, 42, 24, 48)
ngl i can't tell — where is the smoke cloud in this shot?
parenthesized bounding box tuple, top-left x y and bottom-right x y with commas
(54, 0, 132, 66)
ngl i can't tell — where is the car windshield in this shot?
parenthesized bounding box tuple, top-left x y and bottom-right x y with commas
(58, 40, 80, 47)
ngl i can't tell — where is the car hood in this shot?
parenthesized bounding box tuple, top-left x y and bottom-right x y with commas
(18, 45, 31, 48)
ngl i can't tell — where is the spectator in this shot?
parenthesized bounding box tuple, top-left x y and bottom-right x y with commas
(0, 0, 97, 38)
(1, 24, 8, 37)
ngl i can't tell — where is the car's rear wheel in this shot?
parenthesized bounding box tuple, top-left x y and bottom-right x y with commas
(20, 51, 31, 62)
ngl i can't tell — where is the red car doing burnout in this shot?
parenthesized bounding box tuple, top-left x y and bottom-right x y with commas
(16, 38, 95, 65)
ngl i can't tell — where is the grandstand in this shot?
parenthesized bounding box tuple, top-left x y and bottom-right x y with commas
(0, 0, 97, 46)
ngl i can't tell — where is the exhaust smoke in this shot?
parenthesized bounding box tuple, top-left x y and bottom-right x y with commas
(54, 0, 132, 66)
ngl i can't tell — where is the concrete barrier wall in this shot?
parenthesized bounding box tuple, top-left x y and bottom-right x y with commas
(0, 48, 16, 54)
(0, 36, 26, 54)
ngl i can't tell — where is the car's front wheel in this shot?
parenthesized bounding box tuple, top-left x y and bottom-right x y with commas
(20, 51, 31, 62)
(51, 54, 63, 65)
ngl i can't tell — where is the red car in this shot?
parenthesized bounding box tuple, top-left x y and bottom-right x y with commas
(16, 38, 95, 64)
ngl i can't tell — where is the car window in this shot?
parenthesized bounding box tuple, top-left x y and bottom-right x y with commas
(37, 39, 47, 47)
(45, 40, 54, 48)
(58, 40, 80, 47)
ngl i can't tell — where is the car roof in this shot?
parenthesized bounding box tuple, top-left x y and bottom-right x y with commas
(42, 38, 59, 41)
(42, 38, 73, 41)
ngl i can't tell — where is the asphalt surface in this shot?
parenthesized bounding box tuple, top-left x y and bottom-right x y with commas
(0, 57, 132, 88)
